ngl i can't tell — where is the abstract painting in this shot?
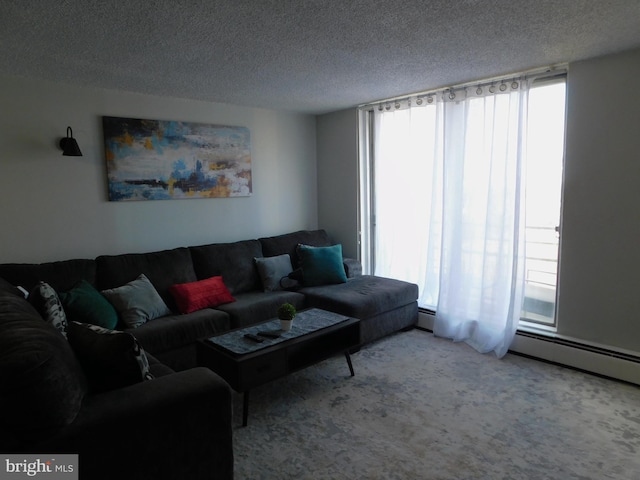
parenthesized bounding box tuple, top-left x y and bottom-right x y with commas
(103, 116, 251, 201)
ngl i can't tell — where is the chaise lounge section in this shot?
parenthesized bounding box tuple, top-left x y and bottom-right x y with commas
(257, 230, 418, 345)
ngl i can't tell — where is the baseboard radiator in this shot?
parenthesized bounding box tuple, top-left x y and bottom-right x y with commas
(417, 310, 640, 386)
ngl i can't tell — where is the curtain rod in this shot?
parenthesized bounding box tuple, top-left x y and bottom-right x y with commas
(359, 63, 568, 111)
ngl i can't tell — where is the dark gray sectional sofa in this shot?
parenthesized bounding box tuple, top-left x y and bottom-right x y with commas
(0, 281, 234, 480)
(1, 229, 419, 371)
(0, 228, 417, 479)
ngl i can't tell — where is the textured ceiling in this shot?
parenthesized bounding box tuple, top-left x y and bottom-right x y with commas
(1, 0, 639, 114)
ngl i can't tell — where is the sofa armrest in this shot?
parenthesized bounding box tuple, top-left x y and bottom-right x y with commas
(343, 257, 363, 278)
(40, 367, 233, 480)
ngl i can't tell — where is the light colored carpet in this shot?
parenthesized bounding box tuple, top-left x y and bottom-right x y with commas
(232, 329, 640, 479)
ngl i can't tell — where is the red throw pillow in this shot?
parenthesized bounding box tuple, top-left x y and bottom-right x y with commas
(169, 276, 235, 314)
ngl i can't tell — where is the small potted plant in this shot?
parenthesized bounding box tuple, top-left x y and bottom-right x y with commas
(277, 303, 296, 331)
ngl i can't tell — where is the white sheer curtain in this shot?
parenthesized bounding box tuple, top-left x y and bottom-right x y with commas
(371, 79, 529, 358)
(373, 103, 443, 309)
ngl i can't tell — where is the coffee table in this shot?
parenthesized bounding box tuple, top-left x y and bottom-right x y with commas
(197, 308, 360, 426)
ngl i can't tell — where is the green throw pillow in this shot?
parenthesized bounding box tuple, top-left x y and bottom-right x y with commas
(297, 244, 348, 287)
(59, 280, 119, 330)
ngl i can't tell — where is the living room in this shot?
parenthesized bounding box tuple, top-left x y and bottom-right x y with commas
(1, 1, 640, 478)
(1, 1, 639, 381)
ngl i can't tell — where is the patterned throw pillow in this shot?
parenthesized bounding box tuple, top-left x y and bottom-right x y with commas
(28, 281, 68, 338)
(66, 321, 153, 393)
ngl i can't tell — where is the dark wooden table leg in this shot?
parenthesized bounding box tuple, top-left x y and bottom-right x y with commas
(242, 391, 250, 427)
(344, 351, 355, 377)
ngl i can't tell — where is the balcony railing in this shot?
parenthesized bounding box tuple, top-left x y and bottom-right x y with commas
(522, 225, 558, 325)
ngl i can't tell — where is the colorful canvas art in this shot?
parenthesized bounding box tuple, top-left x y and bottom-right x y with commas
(103, 116, 251, 201)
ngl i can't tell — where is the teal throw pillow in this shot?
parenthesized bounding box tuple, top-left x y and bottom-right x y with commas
(297, 244, 348, 287)
(59, 280, 119, 330)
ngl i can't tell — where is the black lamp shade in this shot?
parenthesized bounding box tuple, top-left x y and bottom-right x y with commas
(60, 127, 82, 156)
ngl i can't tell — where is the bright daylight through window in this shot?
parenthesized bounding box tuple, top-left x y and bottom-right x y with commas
(521, 78, 565, 327)
(359, 73, 566, 329)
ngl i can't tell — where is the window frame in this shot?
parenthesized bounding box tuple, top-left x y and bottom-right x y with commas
(358, 70, 568, 329)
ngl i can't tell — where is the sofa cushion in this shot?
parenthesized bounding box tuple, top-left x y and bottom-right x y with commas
(127, 309, 230, 355)
(299, 275, 419, 319)
(214, 290, 306, 329)
(169, 276, 235, 314)
(96, 247, 197, 312)
(28, 281, 68, 338)
(59, 279, 119, 330)
(102, 274, 171, 328)
(0, 276, 23, 297)
(189, 239, 263, 294)
(0, 259, 97, 293)
(297, 244, 348, 287)
(67, 321, 153, 393)
(254, 254, 293, 291)
(259, 229, 332, 268)
(147, 352, 175, 377)
(0, 292, 87, 442)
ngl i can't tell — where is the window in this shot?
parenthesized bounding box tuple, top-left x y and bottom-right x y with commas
(521, 79, 566, 326)
(359, 72, 566, 328)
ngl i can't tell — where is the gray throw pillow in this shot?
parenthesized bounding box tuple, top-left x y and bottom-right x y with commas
(254, 254, 293, 291)
(102, 274, 171, 328)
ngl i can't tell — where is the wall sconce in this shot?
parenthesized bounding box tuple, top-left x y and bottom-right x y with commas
(59, 126, 83, 156)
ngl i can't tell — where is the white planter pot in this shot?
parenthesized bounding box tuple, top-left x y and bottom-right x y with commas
(279, 319, 293, 331)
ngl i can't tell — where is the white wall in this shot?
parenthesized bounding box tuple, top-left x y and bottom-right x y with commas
(316, 48, 640, 356)
(556, 48, 640, 353)
(0, 75, 318, 263)
(316, 109, 359, 258)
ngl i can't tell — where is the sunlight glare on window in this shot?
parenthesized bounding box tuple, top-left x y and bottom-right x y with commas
(521, 80, 566, 326)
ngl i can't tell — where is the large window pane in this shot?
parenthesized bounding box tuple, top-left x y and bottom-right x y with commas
(359, 75, 567, 328)
(521, 80, 566, 326)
